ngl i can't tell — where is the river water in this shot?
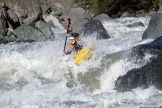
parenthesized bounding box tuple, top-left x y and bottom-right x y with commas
(0, 16, 162, 108)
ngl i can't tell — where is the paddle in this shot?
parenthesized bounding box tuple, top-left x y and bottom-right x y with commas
(63, 18, 71, 53)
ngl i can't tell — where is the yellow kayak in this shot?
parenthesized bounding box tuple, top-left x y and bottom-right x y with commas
(74, 42, 94, 63)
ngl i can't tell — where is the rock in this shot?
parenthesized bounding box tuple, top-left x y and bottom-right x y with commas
(82, 19, 110, 40)
(127, 22, 145, 28)
(0, 17, 3, 34)
(148, 11, 157, 16)
(115, 36, 162, 92)
(158, 6, 162, 13)
(11, 24, 47, 42)
(0, 34, 4, 44)
(7, 9, 20, 28)
(62, 7, 92, 33)
(0, 7, 20, 36)
(135, 10, 146, 17)
(40, 2, 52, 15)
(142, 13, 162, 39)
(43, 14, 63, 28)
(121, 12, 131, 17)
(35, 20, 55, 40)
(94, 14, 110, 22)
(0, 0, 41, 24)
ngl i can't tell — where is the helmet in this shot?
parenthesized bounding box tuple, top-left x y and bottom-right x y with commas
(69, 37, 75, 44)
(69, 37, 74, 40)
(71, 33, 79, 38)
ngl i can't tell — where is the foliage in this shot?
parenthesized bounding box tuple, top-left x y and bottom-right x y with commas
(74, 0, 160, 17)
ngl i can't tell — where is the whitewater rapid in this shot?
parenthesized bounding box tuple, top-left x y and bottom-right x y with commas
(0, 16, 162, 108)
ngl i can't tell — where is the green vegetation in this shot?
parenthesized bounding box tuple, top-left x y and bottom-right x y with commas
(74, 0, 160, 17)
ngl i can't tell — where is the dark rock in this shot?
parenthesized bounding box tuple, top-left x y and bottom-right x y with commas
(115, 36, 162, 92)
(0, 7, 20, 36)
(142, 13, 162, 39)
(82, 19, 110, 40)
(127, 22, 145, 28)
(0, 34, 4, 43)
(11, 24, 47, 42)
(54, 11, 62, 17)
(7, 9, 20, 28)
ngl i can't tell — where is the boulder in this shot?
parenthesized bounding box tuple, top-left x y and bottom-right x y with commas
(0, 7, 20, 36)
(95, 14, 110, 22)
(11, 24, 47, 42)
(62, 7, 92, 33)
(43, 14, 63, 28)
(115, 36, 162, 92)
(7, 9, 20, 28)
(142, 13, 162, 39)
(0, 0, 41, 24)
(35, 20, 55, 40)
(0, 34, 4, 43)
(82, 19, 110, 40)
(121, 12, 131, 17)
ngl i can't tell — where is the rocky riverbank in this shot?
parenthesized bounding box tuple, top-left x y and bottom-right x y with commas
(0, 0, 110, 44)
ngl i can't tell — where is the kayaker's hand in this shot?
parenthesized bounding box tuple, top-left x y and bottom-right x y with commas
(65, 33, 70, 37)
(63, 51, 66, 55)
(63, 51, 68, 55)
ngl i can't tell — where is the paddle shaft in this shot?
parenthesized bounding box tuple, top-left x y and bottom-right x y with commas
(63, 18, 71, 52)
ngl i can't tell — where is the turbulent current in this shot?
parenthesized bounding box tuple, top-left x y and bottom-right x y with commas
(0, 16, 162, 108)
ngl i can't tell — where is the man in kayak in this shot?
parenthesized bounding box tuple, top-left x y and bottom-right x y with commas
(64, 33, 83, 55)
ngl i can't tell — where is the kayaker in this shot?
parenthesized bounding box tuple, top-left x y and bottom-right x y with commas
(64, 33, 83, 55)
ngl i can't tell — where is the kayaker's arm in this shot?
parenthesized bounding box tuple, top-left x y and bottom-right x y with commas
(64, 48, 73, 55)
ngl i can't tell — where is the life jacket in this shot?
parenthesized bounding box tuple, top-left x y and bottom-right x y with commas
(68, 38, 82, 51)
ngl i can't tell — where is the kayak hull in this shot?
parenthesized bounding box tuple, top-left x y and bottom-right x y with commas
(74, 43, 94, 63)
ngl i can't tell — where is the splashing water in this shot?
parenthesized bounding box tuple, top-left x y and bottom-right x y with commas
(0, 16, 161, 108)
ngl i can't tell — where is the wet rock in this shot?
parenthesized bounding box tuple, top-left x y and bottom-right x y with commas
(11, 24, 47, 42)
(95, 14, 110, 22)
(127, 22, 145, 28)
(82, 19, 110, 40)
(142, 13, 162, 39)
(35, 20, 55, 40)
(62, 7, 92, 33)
(43, 14, 63, 28)
(115, 36, 162, 92)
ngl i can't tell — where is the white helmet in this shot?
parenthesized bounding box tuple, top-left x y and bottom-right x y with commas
(69, 37, 75, 44)
(69, 37, 74, 40)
